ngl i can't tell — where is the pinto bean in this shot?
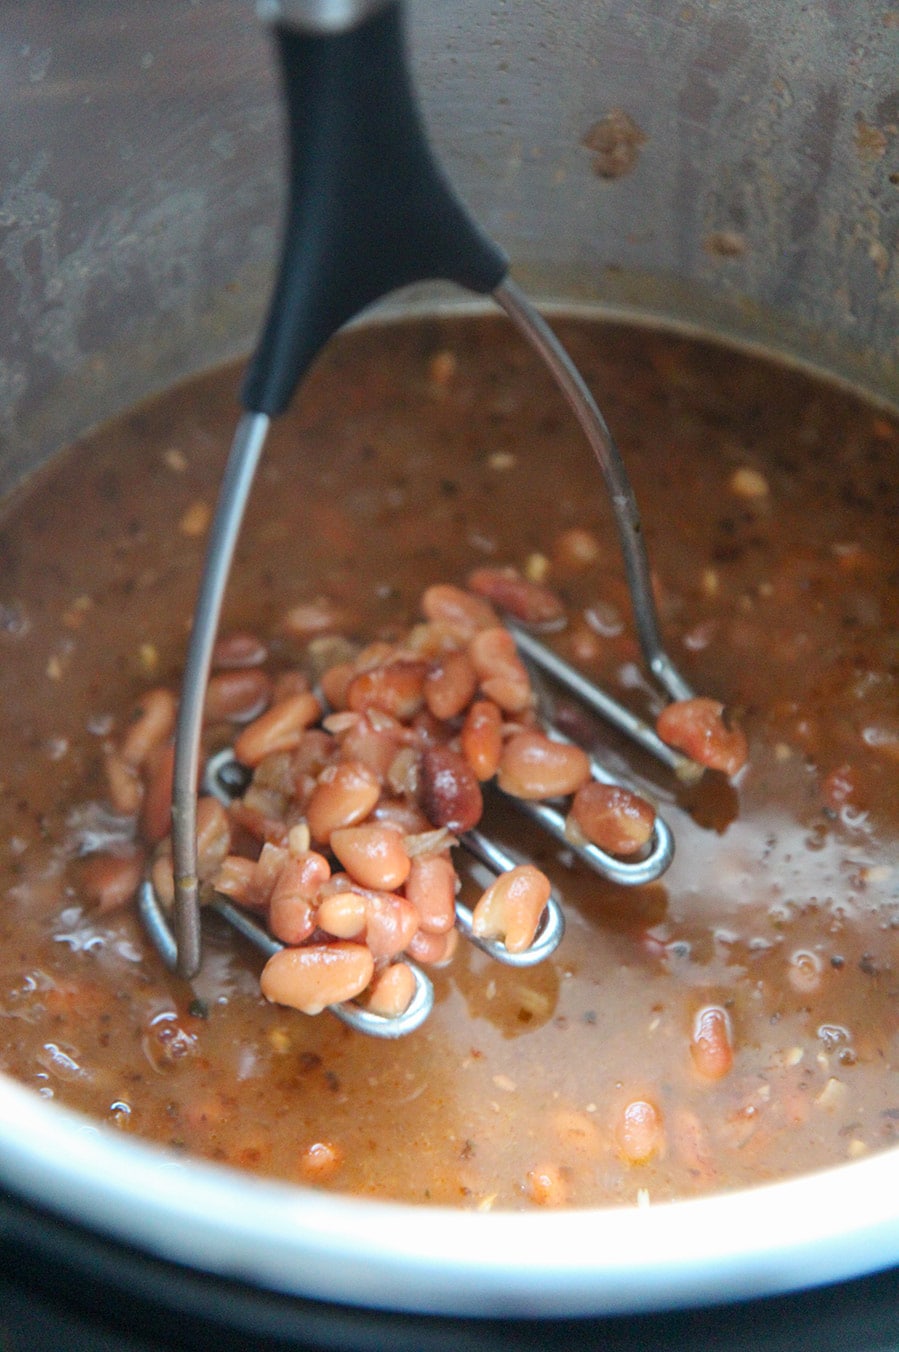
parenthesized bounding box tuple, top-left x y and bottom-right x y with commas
(234, 691, 322, 767)
(656, 697, 748, 776)
(566, 781, 655, 855)
(260, 943, 374, 1015)
(471, 864, 550, 953)
(305, 760, 381, 844)
(419, 744, 483, 833)
(211, 631, 268, 669)
(320, 660, 356, 711)
(460, 699, 503, 781)
(139, 742, 175, 845)
(420, 583, 497, 638)
(316, 890, 368, 938)
(347, 661, 428, 722)
(690, 1005, 734, 1080)
(268, 851, 330, 944)
(213, 842, 288, 910)
(404, 851, 457, 934)
(363, 891, 420, 959)
(335, 712, 401, 780)
(120, 687, 177, 767)
(468, 626, 533, 713)
(372, 797, 431, 835)
(80, 849, 144, 913)
(211, 854, 259, 908)
(364, 962, 417, 1018)
(424, 650, 478, 720)
(405, 925, 458, 966)
(497, 730, 591, 800)
(104, 749, 143, 816)
(467, 566, 565, 627)
(281, 597, 350, 638)
(150, 849, 175, 909)
(616, 1099, 664, 1165)
(292, 729, 336, 779)
(195, 795, 231, 881)
(330, 825, 412, 891)
(204, 668, 272, 724)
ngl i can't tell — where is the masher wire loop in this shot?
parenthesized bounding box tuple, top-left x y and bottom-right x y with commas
(160, 0, 692, 990)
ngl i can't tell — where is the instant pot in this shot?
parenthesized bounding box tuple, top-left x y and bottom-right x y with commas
(1, 1, 897, 1347)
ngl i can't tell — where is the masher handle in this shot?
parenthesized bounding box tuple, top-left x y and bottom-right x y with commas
(243, 0, 508, 416)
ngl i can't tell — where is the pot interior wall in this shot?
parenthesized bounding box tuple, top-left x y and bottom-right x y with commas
(0, 0, 896, 496)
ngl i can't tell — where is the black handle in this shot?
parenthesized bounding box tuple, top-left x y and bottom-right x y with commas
(242, 0, 509, 416)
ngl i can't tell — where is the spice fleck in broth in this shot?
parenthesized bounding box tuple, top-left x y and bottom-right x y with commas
(1, 316, 897, 1209)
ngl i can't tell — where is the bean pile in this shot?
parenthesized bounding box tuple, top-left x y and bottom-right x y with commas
(95, 568, 745, 1020)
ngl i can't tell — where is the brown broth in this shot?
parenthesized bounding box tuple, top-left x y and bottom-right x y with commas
(0, 315, 897, 1209)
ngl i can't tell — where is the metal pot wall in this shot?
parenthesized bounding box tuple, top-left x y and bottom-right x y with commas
(0, 1, 897, 1346)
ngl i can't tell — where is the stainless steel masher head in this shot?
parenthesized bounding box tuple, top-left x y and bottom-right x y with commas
(140, 0, 694, 1035)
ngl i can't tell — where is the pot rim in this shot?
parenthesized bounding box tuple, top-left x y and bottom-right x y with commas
(1, 1073, 896, 1318)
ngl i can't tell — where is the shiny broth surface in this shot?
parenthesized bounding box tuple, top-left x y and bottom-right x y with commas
(1, 315, 897, 1208)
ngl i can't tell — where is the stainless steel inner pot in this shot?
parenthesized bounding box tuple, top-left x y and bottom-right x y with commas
(0, 0, 896, 1324)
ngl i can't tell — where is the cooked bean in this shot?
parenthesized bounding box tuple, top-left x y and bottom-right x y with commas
(566, 781, 655, 855)
(405, 925, 458, 966)
(272, 669, 312, 700)
(281, 597, 349, 638)
(195, 795, 231, 881)
(364, 962, 417, 1018)
(497, 730, 591, 800)
(460, 699, 503, 781)
(150, 850, 175, 909)
(347, 660, 428, 722)
(260, 943, 374, 1015)
(656, 697, 748, 776)
(213, 842, 288, 910)
(526, 1163, 569, 1207)
(471, 864, 550, 953)
(421, 583, 497, 638)
(211, 631, 268, 669)
(330, 825, 412, 892)
(104, 749, 143, 816)
(362, 891, 420, 959)
(616, 1099, 664, 1165)
(204, 668, 272, 724)
(139, 743, 175, 845)
(372, 797, 431, 834)
(690, 1005, 734, 1080)
(120, 687, 177, 767)
(234, 691, 322, 767)
(305, 760, 381, 844)
(268, 851, 330, 941)
(467, 566, 565, 627)
(336, 712, 401, 780)
(316, 890, 368, 938)
(211, 854, 259, 907)
(320, 659, 357, 711)
(80, 849, 144, 913)
(468, 626, 533, 713)
(292, 729, 336, 779)
(424, 650, 478, 720)
(268, 857, 322, 945)
(404, 851, 457, 934)
(419, 744, 483, 833)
